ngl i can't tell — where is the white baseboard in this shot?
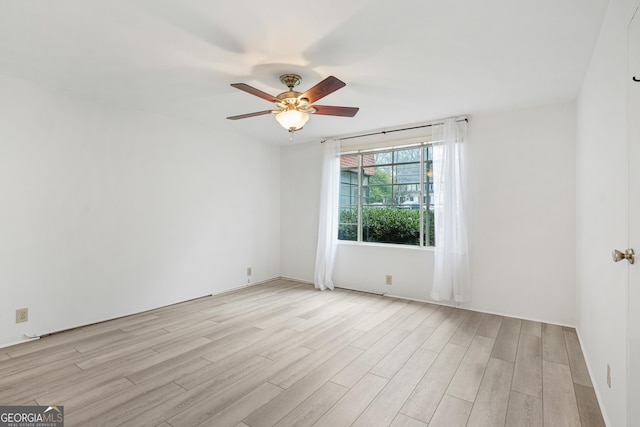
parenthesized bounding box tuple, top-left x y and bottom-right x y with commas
(574, 328, 611, 427)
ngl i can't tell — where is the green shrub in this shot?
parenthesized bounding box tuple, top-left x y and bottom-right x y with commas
(339, 208, 435, 246)
(338, 209, 358, 241)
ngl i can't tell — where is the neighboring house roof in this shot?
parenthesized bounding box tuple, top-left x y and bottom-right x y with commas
(340, 154, 375, 176)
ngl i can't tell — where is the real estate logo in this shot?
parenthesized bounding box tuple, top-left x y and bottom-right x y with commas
(0, 406, 64, 427)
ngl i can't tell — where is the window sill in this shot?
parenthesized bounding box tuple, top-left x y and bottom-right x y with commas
(336, 240, 435, 252)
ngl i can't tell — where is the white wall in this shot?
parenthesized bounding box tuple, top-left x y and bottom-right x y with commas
(280, 140, 324, 281)
(0, 75, 281, 347)
(576, 0, 640, 425)
(468, 103, 576, 326)
(281, 102, 577, 326)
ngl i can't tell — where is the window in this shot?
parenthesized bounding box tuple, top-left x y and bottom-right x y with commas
(339, 144, 435, 246)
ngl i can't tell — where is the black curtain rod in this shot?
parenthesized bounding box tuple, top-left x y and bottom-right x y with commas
(321, 118, 468, 143)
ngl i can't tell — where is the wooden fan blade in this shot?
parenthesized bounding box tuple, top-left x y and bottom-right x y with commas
(312, 105, 359, 117)
(300, 76, 346, 104)
(226, 110, 274, 120)
(230, 83, 279, 103)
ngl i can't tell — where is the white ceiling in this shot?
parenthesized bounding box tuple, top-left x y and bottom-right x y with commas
(0, 0, 608, 144)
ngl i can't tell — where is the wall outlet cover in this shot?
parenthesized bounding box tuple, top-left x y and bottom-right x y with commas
(16, 308, 28, 323)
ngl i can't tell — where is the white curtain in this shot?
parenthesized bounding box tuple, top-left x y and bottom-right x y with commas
(314, 139, 341, 290)
(431, 118, 471, 303)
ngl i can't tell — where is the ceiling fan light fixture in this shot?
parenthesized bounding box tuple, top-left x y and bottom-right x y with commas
(228, 75, 358, 137)
(276, 109, 309, 131)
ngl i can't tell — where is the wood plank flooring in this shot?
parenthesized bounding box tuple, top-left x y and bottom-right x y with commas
(0, 278, 606, 426)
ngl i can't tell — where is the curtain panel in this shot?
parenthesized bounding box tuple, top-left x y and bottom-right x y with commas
(314, 139, 341, 290)
(431, 119, 471, 303)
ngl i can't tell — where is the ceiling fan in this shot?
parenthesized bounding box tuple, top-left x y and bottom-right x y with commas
(226, 74, 359, 135)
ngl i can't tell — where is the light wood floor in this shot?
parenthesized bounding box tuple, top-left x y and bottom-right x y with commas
(0, 278, 605, 427)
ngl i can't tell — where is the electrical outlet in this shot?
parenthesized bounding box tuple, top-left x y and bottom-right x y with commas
(385, 275, 392, 285)
(607, 364, 611, 388)
(16, 308, 28, 323)
(247, 267, 252, 276)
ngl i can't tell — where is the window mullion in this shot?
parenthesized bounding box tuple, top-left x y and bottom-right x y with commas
(357, 154, 363, 242)
(419, 148, 425, 247)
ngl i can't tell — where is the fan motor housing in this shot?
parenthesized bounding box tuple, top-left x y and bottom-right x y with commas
(276, 91, 309, 109)
(276, 90, 302, 100)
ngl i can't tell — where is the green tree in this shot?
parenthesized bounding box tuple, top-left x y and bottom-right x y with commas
(368, 168, 392, 203)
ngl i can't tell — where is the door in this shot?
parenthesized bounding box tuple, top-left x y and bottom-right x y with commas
(628, 6, 640, 425)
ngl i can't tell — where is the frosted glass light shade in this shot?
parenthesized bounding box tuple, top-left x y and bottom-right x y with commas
(276, 109, 309, 131)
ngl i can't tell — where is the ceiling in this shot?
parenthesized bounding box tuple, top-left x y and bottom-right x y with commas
(0, 0, 609, 145)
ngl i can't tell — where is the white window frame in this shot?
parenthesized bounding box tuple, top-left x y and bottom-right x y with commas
(339, 137, 437, 247)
